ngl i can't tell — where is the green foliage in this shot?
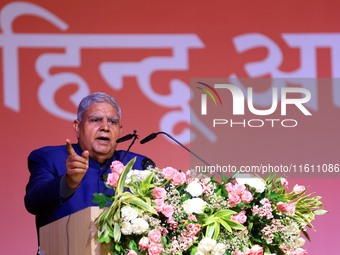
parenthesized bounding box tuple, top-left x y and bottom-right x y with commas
(92, 162, 327, 255)
(202, 209, 245, 239)
(94, 157, 158, 247)
(93, 193, 109, 208)
(128, 240, 138, 252)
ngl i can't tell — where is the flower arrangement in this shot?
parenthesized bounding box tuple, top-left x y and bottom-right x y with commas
(93, 158, 327, 255)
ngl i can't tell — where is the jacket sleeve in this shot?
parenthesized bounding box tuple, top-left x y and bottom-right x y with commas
(24, 148, 67, 215)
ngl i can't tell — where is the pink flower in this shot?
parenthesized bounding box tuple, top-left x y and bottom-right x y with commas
(187, 223, 201, 236)
(287, 248, 307, 255)
(233, 184, 246, 195)
(235, 251, 246, 255)
(241, 190, 253, 203)
(293, 185, 306, 194)
(160, 227, 168, 235)
(260, 198, 270, 205)
(161, 204, 174, 218)
(106, 172, 120, 187)
(276, 202, 295, 215)
(148, 243, 163, 255)
(231, 211, 247, 224)
(286, 202, 296, 215)
(228, 192, 241, 207)
(162, 167, 178, 180)
(139, 237, 149, 250)
(276, 202, 288, 212)
(172, 171, 186, 186)
(166, 217, 179, 230)
(280, 178, 289, 188)
(127, 250, 138, 255)
(167, 216, 177, 224)
(153, 187, 167, 200)
(148, 229, 162, 243)
(249, 245, 263, 255)
(170, 238, 180, 254)
(154, 199, 165, 212)
(225, 182, 234, 192)
(188, 214, 197, 222)
(110, 160, 125, 174)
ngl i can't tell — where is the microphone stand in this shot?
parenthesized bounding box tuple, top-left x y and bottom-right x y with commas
(141, 131, 212, 167)
(120, 130, 138, 163)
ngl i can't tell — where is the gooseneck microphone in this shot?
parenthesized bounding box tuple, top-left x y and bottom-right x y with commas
(117, 130, 139, 163)
(140, 133, 158, 144)
(116, 133, 136, 143)
(140, 131, 212, 167)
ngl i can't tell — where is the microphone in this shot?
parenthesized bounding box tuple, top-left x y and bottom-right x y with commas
(116, 130, 137, 143)
(140, 131, 212, 167)
(119, 130, 139, 163)
(140, 133, 157, 144)
(141, 157, 156, 170)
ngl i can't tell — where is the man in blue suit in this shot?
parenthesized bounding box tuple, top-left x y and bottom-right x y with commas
(24, 92, 154, 240)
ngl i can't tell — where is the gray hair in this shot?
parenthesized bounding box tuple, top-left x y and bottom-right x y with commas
(77, 92, 121, 122)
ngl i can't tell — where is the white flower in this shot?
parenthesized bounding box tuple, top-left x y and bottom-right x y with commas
(236, 174, 266, 193)
(120, 221, 133, 235)
(194, 251, 206, 255)
(183, 198, 207, 214)
(131, 218, 149, 235)
(297, 237, 306, 247)
(126, 170, 152, 183)
(212, 243, 227, 255)
(197, 237, 216, 253)
(121, 206, 139, 221)
(186, 181, 203, 197)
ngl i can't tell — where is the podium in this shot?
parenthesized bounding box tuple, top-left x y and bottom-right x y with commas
(39, 207, 110, 255)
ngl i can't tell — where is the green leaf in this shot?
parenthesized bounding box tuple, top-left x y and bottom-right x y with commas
(224, 219, 245, 230)
(121, 195, 157, 215)
(302, 229, 311, 242)
(97, 234, 110, 243)
(190, 246, 198, 254)
(205, 223, 215, 238)
(92, 193, 108, 208)
(125, 182, 139, 190)
(144, 196, 151, 205)
(216, 189, 222, 196)
(202, 216, 216, 226)
(313, 209, 328, 215)
(214, 209, 237, 218)
(116, 157, 136, 195)
(213, 221, 220, 240)
(115, 243, 121, 252)
(129, 240, 138, 251)
(248, 222, 253, 232)
(219, 218, 232, 232)
(221, 174, 228, 183)
(113, 222, 121, 242)
(161, 236, 167, 245)
(270, 192, 279, 199)
(142, 172, 155, 186)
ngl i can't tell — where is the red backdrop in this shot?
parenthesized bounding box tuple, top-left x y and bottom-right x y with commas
(0, 0, 339, 254)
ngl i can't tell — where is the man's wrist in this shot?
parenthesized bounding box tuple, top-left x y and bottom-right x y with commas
(60, 174, 78, 199)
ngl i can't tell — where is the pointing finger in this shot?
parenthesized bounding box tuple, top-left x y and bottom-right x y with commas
(66, 139, 76, 156)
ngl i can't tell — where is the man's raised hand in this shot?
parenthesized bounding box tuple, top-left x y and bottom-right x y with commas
(65, 139, 89, 189)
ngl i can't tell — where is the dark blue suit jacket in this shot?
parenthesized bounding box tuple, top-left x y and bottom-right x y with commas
(24, 144, 148, 230)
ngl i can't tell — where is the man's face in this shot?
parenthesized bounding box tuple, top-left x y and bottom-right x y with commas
(74, 102, 122, 163)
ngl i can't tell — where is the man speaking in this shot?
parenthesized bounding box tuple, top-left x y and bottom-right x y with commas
(24, 92, 154, 235)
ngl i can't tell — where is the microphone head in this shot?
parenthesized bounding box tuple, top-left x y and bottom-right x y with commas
(116, 134, 134, 143)
(140, 133, 157, 144)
